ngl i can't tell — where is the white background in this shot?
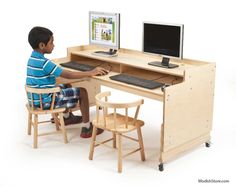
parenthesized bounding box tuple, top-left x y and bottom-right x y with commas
(0, 0, 235, 185)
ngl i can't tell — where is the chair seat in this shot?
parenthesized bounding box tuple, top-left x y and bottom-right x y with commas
(26, 104, 66, 114)
(92, 113, 144, 133)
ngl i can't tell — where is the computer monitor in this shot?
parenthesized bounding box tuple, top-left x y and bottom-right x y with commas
(89, 11, 120, 57)
(143, 22, 184, 68)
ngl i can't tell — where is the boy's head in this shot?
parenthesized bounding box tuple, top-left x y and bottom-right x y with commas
(28, 26, 54, 54)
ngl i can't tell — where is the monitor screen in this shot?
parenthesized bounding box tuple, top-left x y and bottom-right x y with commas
(89, 11, 120, 50)
(143, 22, 184, 59)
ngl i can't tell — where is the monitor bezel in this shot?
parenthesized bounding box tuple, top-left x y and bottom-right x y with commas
(142, 21, 184, 60)
(89, 11, 120, 50)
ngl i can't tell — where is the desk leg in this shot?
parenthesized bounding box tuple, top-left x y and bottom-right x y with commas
(159, 123, 164, 171)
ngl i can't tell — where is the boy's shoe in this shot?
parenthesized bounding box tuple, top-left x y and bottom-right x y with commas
(80, 123, 104, 138)
(51, 112, 83, 126)
(64, 113, 83, 125)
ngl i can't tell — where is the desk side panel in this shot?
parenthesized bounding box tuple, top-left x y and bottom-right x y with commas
(162, 63, 216, 157)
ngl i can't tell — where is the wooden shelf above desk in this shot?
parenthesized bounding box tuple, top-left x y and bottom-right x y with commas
(70, 47, 190, 77)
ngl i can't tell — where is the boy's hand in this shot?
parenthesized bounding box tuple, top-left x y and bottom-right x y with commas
(91, 67, 109, 76)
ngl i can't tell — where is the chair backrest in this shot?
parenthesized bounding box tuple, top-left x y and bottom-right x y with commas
(25, 85, 60, 111)
(95, 91, 144, 129)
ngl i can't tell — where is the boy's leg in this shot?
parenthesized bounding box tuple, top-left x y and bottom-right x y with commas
(62, 84, 81, 115)
(78, 87, 90, 123)
(54, 86, 82, 125)
(55, 85, 103, 137)
(79, 88, 104, 138)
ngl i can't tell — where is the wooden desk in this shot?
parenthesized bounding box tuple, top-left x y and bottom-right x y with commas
(53, 45, 216, 171)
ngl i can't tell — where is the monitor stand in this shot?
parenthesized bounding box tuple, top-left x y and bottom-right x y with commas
(148, 57, 179, 68)
(92, 49, 118, 57)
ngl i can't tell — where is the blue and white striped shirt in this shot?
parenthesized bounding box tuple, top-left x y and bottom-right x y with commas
(26, 51, 63, 105)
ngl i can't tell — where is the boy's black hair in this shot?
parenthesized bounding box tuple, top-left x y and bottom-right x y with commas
(28, 26, 53, 49)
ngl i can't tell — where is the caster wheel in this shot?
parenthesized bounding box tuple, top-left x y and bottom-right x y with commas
(205, 142, 210, 147)
(159, 163, 164, 171)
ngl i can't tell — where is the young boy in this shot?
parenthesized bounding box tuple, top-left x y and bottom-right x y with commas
(26, 26, 107, 138)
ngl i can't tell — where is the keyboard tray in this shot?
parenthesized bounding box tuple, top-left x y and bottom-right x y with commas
(61, 61, 95, 71)
(109, 73, 164, 89)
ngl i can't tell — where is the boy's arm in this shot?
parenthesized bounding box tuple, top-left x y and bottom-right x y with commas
(60, 67, 108, 79)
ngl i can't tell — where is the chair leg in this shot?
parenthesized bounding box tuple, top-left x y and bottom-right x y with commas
(117, 133, 122, 173)
(137, 127, 145, 161)
(28, 112, 32, 135)
(59, 113, 68, 144)
(53, 114, 60, 131)
(33, 114, 38, 148)
(112, 132, 116, 148)
(89, 125, 97, 160)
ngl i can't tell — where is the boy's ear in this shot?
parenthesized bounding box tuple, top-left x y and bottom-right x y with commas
(39, 42, 45, 50)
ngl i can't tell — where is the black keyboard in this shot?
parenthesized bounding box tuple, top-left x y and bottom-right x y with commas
(109, 74, 164, 89)
(61, 61, 95, 71)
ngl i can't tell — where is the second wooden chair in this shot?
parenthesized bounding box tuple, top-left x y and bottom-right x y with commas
(89, 91, 145, 173)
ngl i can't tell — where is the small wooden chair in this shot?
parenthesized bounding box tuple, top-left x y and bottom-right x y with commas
(25, 85, 68, 148)
(89, 91, 145, 173)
